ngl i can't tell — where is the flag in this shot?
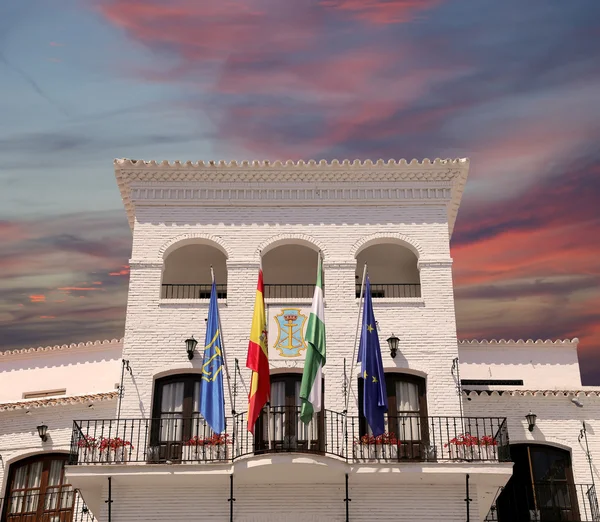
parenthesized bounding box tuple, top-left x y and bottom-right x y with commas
(246, 267, 270, 433)
(299, 254, 326, 424)
(199, 279, 226, 434)
(357, 275, 388, 436)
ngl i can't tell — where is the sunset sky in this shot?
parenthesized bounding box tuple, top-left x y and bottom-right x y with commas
(2, 1, 600, 383)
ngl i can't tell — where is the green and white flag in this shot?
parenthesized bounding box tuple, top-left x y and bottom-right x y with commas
(300, 254, 326, 425)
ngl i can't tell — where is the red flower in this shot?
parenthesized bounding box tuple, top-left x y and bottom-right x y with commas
(353, 432, 399, 446)
(77, 435, 97, 448)
(98, 437, 133, 451)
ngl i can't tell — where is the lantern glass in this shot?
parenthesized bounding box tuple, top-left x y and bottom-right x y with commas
(37, 424, 48, 441)
(525, 412, 537, 432)
(386, 334, 400, 358)
(185, 337, 198, 360)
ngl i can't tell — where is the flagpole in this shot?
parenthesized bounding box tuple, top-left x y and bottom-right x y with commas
(345, 262, 367, 415)
(258, 252, 273, 451)
(211, 266, 235, 437)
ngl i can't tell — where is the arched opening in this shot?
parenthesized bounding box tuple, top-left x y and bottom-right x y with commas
(161, 243, 227, 299)
(262, 244, 319, 299)
(356, 242, 420, 298)
(492, 444, 590, 521)
(254, 372, 324, 454)
(2, 453, 85, 522)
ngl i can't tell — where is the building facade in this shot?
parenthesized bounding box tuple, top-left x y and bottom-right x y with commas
(1, 158, 598, 522)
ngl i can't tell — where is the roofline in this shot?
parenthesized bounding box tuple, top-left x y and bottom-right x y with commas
(1, 338, 123, 358)
(114, 157, 470, 235)
(0, 391, 118, 412)
(463, 389, 600, 397)
(459, 338, 578, 347)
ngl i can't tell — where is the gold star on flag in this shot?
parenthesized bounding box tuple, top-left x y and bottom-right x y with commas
(372, 376, 378, 383)
(363, 370, 368, 379)
(367, 324, 374, 333)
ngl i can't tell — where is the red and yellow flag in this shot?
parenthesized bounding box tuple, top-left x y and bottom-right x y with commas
(246, 268, 270, 433)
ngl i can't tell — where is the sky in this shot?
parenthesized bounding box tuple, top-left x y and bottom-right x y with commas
(1, 0, 600, 383)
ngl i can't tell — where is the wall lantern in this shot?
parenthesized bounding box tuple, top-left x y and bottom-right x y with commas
(386, 334, 400, 359)
(37, 424, 49, 442)
(185, 336, 198, 360)
(525, 411, 537, 432)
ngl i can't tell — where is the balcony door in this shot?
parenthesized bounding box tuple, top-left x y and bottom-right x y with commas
(358, 372, 428, 459)
(496, 444, 580, 521)
(256, 374, 323, 453)
(2, 454, 74, 522)
(150, 374, 207, 462)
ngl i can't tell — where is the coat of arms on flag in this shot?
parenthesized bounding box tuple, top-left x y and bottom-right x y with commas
(273, 308, 308, 357)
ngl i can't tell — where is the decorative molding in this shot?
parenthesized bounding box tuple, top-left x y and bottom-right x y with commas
(256, 233, 328, 259)
(459, 338, 579, 347)
(355, 297, 425, 307)
(0, 391, 119, 411)
(128, 260, 163, 269)
(158, 233, 230, 259)
(322, 260, 356, 269)
(417, 258, 453, 269)
(114, 158, 470, 234)
(1, 338, 123, 358)
(462, 389, 600, 398)
(351, 233, 424, 258)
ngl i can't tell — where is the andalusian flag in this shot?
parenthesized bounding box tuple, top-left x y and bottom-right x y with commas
(246, 267, 270, 433)
(300, 254, 326, 424)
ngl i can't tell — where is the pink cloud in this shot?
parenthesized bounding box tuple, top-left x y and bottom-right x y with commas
(57, 287, 101, 291)
(108, 265, 130, 276)
(39, 315, 56, 319)
(49, 42, 64, 46)
(320, 0, 440, 24)
(29, 294, 46, 303)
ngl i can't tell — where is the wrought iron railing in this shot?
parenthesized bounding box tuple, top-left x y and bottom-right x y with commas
(71, 413, 509, 465)
(485, 483, 600, 521)
(263, 284, 317, 299)
(161, 283, 227, 299)
(1, 489, 95, 521)
(356, 283, 421, 298)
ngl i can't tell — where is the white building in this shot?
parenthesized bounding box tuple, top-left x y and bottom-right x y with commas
(1, 158, 598, 522)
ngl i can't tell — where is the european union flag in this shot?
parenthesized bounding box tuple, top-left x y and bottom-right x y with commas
(199, 280, 226, 434)
(357, 276, 388, 436)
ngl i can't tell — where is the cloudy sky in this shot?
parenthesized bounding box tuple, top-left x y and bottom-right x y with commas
(2, 0, 599, 383)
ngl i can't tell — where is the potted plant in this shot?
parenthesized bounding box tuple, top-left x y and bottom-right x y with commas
(98, 437, 133, 463)
(353, 432, 399, 460)
(77, 435, 98, 463)
(444, 433, 497, 460)
(477, 435, 498, 461)
(183, 433, 230, 462)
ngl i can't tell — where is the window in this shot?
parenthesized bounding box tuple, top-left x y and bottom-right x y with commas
(2, 454, 74, 522)
(255, 373, 323, 453)
(358, 372, 427, 458)
(22, 389, 66, 399)
(496, 444, 581, 521)
(150, 374, 207, 462)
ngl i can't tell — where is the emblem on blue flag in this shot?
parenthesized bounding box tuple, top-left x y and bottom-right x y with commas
(357, 275, 388, 437)
(199, 280, 226, 434)
(274, 308, 307, 357)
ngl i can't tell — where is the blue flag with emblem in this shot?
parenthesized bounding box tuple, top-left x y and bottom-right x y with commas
(357, 275, 388, 437)
(199, 279, 226, 434)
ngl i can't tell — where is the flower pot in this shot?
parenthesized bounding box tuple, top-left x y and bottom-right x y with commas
(353, 444, 398, 460)
(77, 447, 98, 464)
(183, 445, 227, 462)
(101, 447, 129, 463)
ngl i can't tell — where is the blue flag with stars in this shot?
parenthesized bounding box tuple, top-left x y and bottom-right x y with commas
(199, 280, 226, 434)
(357, 275, 388, 436)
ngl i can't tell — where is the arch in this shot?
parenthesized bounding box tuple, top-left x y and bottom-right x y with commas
(255, 233, 328, 260)
(509, 438, 573, 454)
(159, 233, 230, 260)
(351, 233, 423, 259)
(384, 367, 428, 381)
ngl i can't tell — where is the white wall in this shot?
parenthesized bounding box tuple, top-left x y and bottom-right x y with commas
(0, 342, 122, 402)
(119, 203, 462, 423)
(458, 340, 582, 389)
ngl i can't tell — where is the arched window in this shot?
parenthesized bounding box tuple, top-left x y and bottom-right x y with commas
(161, 244, 227, 299)
(150, 374, 210, 462)
(358, 372, 427, 459)
(495, 444, 582, 521)
(356, 243, 420, 298)
(2, 454, 74, 522)
(262, 244, 319, 299)
(255, 373, 324, 454)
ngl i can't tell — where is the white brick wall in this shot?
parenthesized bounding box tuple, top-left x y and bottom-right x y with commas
(120, 204, 461, 422)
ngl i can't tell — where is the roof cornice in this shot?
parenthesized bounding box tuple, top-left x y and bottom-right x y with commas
(114, 157, 470, 235)
(1, 338, 123, 358)
(0, 391, 118, 412)
(459, 338, 578, 347)
(463, 389, 600, 398)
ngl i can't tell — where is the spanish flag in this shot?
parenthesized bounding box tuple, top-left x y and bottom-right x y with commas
(246, 267, 270, 433)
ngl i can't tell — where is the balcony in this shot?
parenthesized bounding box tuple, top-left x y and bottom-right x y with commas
(0, 489, 96, 522)
(485, 483, 600, 522)
(161, 283, 227, 299)
(70, 412, 509, 465)
(355, 282, 421, 298)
